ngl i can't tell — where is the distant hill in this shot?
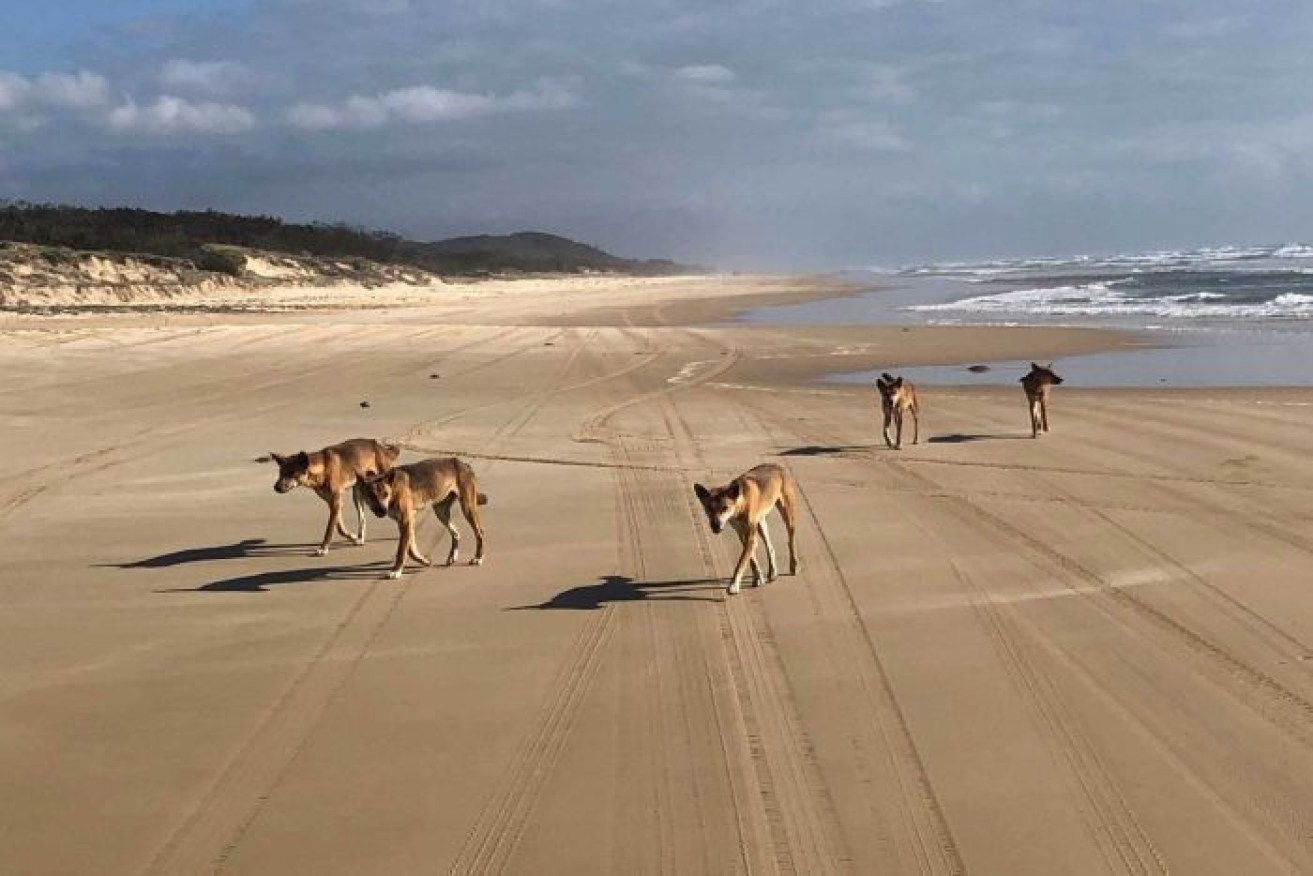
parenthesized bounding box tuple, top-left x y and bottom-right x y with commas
(408, 231, 685, 275)
(0, 202, 691, 277)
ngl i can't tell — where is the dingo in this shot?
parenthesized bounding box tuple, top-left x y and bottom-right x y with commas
(875, 372, 920, 449)
(362, 457, 488, 579)
(693, 464, 800, 595)
(270, 438, 400, 556)
(1021, 362, 1063, 438)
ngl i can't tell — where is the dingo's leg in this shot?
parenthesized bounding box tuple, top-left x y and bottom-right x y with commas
(459, 479, 487, 566)
(333, 489, 357, 544)
(728, 518, 760, 595)
(434, 494, 461, 565)
(389, 515, 429, 578)
(777, 485, 800, 576)
(407, 534, 430, 568)
(318, 491, 344, 556)
(388, 517, 412, 578)
(351, 483, 368, 545)
(757, 518, 778, 583)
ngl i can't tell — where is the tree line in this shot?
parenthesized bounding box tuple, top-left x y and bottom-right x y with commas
(0, 202, 686, 276)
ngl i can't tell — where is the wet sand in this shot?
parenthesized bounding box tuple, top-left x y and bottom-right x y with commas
(2, 275, 1311, 873)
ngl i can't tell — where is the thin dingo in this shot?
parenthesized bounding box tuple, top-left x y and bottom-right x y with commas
(270, 438, 400, 555)
(362, 457, 488, 579)
(1020, 362, 1063, 438)
(875, 372, 920, 449)
(694, 464, 800, 595)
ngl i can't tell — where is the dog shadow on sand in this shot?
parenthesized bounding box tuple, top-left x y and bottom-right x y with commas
(778, 444, 875, 457)
(156, 561, 391, 593)
(508, 574, 722, 610)
(780, 432, 1028, 456)
(102, 536, 392, 593)
(925, 433, 1029, 444)
(107, 537, 318, 568)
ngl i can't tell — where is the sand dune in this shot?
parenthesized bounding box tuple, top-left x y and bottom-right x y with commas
(1, 276, 1310, 873)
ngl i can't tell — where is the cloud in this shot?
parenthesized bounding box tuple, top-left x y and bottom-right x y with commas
(665, 64, 743, 103)
(0, 73, 28, 111)
(107, 96, 257, 135)
(817, 113, 911, 152)
(671, 64, 737, 85)
(0, 70, 109, 112)
(3, 67, 256, 138)
(286, 81, 577, 130)
(159, 59, 250, 94)
(853, 63, 915, 103)
(36, 71, 110, 108)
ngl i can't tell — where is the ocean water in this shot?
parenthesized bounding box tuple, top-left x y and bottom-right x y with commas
(902, 244, 1313, 323)
(739, 243, 1313, 387)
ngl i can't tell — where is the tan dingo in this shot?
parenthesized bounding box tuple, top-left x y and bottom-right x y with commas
(875, 372, 920, 449)
(270, 438, 401, 555)
(1020, 362, 1064, 438)
(362, 457, 488, 579)
(693, 464, 800, 595)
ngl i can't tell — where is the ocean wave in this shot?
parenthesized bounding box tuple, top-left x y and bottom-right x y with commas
(909, 282, 1313, 320)
(1273, 243, 1313, 259)
(900, 242, 1313, 278)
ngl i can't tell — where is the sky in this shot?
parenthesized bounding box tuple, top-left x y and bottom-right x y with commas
(3, 0, 1313, 269)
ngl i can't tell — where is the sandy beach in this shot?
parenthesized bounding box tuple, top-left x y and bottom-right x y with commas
(2, 274, 1311, 874)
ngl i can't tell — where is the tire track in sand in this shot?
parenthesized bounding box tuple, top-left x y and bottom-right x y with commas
(739, 392, 1193, 871)
(453, 331, 844, 873)
(659, 395, 854, 873)
(727, 398, 964, 874)
(907, 513, 1168, 874)
(446, 604, 617, 874)
(447, 330, 681, 873)
(576, 339, 848, 872)
(760, 404, 1313, 865)
(146, 576, 417, 874)
(147, 328, 623, 873)
(772, 404, 1313, 749)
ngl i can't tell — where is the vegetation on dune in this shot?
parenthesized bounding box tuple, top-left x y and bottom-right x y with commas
(0, 202, 691, 277)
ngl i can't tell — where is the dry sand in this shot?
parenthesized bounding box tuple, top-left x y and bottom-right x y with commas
(1, 274, 1311, 874)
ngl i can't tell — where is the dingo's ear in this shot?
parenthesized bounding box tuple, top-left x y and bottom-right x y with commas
(1031, 362, 1042, 370)
(269, 452, 285, 464)
(880, 372, 894, 383)
(694, 483, 711, 504)
(725, 481, 741, 502)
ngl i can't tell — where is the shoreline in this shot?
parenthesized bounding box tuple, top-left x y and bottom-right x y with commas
(736, 272, 1313, 388)
(0, 272, 1147, 390)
